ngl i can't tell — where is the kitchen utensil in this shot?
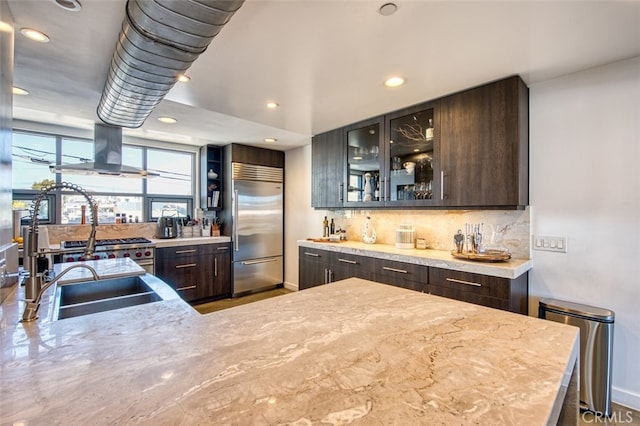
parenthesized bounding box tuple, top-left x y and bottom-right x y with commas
(157, 210, 178, 239)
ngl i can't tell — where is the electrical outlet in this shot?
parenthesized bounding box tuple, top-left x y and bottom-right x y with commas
(532, 235, 567, 253)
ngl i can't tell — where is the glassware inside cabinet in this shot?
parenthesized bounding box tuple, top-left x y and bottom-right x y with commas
(346, 120, 382, 204)
(388, 108, 434, 201)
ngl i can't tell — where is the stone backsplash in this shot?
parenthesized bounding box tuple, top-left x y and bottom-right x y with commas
(324, 207, 531, 259)
(44, 223, 159, 244)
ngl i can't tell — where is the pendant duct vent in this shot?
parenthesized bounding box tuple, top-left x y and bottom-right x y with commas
(97, 0, 245, 128)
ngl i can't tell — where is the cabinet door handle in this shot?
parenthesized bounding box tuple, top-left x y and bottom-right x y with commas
(382, 177, 388, 201)
(175, 263, 197, 269)
(339, 183, 344, 203)
(329, 269, 334, 283)
(324, 268, 328, 284)
(446, 278, 482, 287)
(214, 257, 218, 277)
(303, 252, 320, 257)
(177, 285, 197, 291)
(175, 249, 197, 254)
(440, 170, 446, 200)
(216, 246, 228, 251)
(233, 189, 239, 252)
(241, 258, 278, 265)
(338, 258, 357, 264)
(383, 266, 408, 274)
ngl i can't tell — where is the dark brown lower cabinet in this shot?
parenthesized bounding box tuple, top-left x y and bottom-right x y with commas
(427, 267, 528, 315)
(156, 242, 231, 303)
(370, 258, 427, 292)
(298, 247, 332, 290)
(298, 246, 528, 315)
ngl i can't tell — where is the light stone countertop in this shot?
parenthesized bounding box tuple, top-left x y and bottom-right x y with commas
(299, 240, 532, 279)
(150, 235, 231, 248)
(51, 257, 146, 284)
(1, 276, 577, 425)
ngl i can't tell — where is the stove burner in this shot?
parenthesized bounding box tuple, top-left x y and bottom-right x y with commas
(63, 237, 152, 249)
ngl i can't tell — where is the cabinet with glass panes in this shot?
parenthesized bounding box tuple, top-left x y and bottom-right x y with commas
(343, 116, 385, 207)
(384, 100, 441, 206)
(341, 101, 440, 207)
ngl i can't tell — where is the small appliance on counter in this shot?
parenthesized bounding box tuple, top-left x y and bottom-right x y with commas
(157, 213, 178, 239)
(395, 224, 415, 249)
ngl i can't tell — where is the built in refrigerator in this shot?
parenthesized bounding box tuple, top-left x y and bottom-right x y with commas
(223, 163, 284, 296)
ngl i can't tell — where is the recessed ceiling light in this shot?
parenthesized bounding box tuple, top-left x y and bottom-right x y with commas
(413, 148, 420, 152)
(264, 138, 277, 143)
(0, 21, 13, 33)
(266, 102, 279, 109)
(384, 76, 405, 87)
(13, 86, 29, 95)
(379, 3, 398, 16)
(157, 116, 177, 124)
(20, 28, 50, 43)
(178, 74, 190, 83)
(12, 86, 29, 96)
(51, 0, 82, 11)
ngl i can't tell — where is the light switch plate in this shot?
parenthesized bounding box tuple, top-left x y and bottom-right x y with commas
(532, 235, 567, 253)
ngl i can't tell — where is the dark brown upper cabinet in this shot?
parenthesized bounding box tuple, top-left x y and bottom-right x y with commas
(311, 128, 344, 208)
(384, 100, 441, 206)
(310, 75, 529, 210)
(439, 76, 529, 208)
(343, 116, 385, 208)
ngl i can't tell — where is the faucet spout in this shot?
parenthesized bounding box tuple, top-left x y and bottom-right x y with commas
(23, 182, 100, 321)
(21, 263, 100, 322)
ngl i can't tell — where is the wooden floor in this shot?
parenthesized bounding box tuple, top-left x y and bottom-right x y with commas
(192, 287, 293, 314)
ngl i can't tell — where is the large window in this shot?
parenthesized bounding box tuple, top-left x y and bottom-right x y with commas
(12, 130, 195, 224)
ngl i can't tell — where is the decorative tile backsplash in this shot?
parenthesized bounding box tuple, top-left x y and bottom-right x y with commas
(326, 207, 531, 259)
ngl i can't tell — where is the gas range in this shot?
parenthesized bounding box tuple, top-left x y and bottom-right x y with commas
(60, 237, 155, 265)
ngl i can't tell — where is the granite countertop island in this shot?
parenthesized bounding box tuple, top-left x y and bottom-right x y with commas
(1, 276, 577, 425)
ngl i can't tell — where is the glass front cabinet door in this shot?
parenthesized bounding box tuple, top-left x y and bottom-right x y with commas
(385, 100, 440, 206)
(343, 117, 384, 207)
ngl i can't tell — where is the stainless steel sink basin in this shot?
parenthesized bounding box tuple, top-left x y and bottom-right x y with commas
(54, 275, 162, 320)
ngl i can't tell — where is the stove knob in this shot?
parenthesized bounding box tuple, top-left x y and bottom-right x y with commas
(123, 252, 131, 258)
(93, 255, 100, 260)
(135, 251, 142, 258)
(144, 251, 151, 257)
(66, 257, 75, 262)
(108, 253, 116, 259)
(78, 257, 85, 261)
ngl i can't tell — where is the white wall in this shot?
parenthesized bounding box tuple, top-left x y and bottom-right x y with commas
(283, 143, 325, 289)
(529, 56, 640, 409)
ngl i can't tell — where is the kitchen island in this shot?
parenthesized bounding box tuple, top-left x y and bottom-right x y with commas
(1, 277, 578, 425)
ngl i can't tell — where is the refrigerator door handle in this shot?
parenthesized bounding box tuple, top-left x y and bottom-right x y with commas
(241, 258, 279, 266)
(233, 189, 239, 252)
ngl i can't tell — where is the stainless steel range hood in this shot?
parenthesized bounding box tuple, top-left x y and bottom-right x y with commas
(49, 123, 160, 178)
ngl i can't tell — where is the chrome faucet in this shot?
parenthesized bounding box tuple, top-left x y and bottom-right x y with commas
(22, 182, 100, 321)
(22, 263, 100, 322)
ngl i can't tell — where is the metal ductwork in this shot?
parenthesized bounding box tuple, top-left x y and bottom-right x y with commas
(97, 0, 245, 128)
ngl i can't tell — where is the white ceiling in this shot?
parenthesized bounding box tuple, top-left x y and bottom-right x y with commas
(7, 0, 640, 151)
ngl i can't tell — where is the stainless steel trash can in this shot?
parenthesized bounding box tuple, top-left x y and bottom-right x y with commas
(539, 298, 614, 417)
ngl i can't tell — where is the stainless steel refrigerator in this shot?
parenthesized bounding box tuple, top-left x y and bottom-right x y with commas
(223, 163, 284, 296)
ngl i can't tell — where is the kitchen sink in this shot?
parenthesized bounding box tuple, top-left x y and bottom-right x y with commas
(54, 275, 162, 320)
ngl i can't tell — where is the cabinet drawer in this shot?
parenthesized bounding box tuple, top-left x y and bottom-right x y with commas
(371, 259, 427, 291)
(330, 251, 370, 281)
(425, 284, 510, 311)
(299, 247, 331, 262)
(157, 243, 229, 259)
(429, 268, 510, 300)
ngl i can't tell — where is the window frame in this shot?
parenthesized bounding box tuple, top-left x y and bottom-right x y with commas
(12, 128, 197, 224)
